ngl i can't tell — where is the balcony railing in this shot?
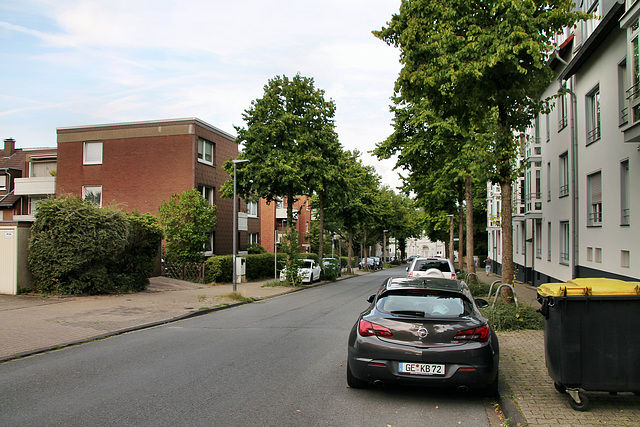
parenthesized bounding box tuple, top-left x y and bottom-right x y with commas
(14, 176, 56, 196)
(622, 208, 631, 226)
(559, 184, 569, 197)
(587, 126, 601, 144)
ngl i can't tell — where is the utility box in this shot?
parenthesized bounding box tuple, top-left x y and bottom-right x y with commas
(235, 257, 246, 284)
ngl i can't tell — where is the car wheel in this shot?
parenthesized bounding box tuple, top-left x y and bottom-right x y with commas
(346, 362, 368, 389)
(480, 372, 499, 398)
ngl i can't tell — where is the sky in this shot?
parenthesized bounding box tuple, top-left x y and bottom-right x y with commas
(0, 0, 404, 189)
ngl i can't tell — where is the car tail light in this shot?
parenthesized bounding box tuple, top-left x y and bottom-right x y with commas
(451, 272, 456, 280)
(358, 319, 393, 337)
(453, 325, 490, 342)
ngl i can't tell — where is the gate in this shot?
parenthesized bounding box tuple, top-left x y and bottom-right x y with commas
(161, 261, 205, 284)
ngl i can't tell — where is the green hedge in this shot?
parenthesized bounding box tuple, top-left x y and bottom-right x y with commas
(206, 253, 325, 283)
(28, 198, 162, 295)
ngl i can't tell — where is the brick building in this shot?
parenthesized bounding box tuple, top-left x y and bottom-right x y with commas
(1, 138, 57, 222)
(55, 118, 259, 255)
(260, 195, 313, 253)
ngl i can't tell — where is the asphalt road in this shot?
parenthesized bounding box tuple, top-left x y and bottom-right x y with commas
(0, 266, 495, 426)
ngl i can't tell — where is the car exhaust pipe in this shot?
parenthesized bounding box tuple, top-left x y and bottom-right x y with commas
(373, 380, 385, 387)
(457, 385, 470, 393)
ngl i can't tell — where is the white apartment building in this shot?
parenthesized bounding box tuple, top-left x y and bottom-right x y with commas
(488, 0, 639, 285)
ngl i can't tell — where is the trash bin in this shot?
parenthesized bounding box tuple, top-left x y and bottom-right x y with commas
(537, 278, 640, 411)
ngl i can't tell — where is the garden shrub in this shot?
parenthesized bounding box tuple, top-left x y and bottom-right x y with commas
(29, 197, 129, 294)
(28, 197, 162, 295)
(480, 303, 544, 331)
(111, 212, 163, 292)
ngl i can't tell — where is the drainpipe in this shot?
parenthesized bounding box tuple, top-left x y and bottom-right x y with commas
(555, 52, 579, 279)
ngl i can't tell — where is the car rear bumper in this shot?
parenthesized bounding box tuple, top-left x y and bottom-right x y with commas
(347, 339, 499, 389)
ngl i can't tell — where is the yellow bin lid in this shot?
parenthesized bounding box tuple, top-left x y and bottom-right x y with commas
(538, 278, 640, 297)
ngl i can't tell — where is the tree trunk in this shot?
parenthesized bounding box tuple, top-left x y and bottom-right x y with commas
(363, 229, 369, 270)
(458, 203, 464, 272)
(500, 181, 515, 300)
(347, 228, 354, 274)
(465, 174, 476, 274)
(449, 215, 454, 266)
(318, 195, 324, 260)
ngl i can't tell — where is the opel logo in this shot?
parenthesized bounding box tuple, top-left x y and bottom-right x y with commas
(417, 327, 428, 338)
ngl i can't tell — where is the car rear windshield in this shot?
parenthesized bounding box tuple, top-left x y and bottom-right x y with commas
(413, 260, 452, 273)
(377, 292, 471, 317)
(302, 261, 313, 268)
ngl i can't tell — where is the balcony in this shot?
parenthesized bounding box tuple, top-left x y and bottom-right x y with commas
(276, 207, 297, 220)
(238, 212, 248, 232)
(14, 177, 56, 196)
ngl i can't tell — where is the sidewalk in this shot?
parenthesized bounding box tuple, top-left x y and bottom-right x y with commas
(1, 269, 639, 425)
(475, 270, 640, 426)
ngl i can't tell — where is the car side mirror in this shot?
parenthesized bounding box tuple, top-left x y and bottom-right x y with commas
(474, 298, 489, 309)
(367, 294, 376, 303)
(456, 269, 461, 274)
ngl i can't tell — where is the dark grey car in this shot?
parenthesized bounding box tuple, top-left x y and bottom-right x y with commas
(347, 277, 499, 395)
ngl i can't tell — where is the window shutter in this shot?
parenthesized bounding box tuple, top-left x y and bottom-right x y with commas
(589, 173, 602, 204)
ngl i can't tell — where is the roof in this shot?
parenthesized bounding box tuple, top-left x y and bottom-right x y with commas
(559, 2, 625, 80)
(0, 193, 21, 208)
(385, 277, 463, 292)
(56, 117, 236, 141)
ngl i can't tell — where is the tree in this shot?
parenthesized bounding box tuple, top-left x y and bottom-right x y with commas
(321, 150, 381, 272)
(375, 0, 588, 290)
(223, 74, 338, 285)
(158, 189, 217, 263)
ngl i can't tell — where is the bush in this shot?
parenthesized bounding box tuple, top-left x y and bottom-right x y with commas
(245, 243, 267, 254)
(111, 212, 163, 292)
(480, 303, 544, 331)
(205, 255, 233, 283)
(28, 197, 160, 295)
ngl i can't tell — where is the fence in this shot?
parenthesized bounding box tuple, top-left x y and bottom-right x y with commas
(161, 261, 205, 284)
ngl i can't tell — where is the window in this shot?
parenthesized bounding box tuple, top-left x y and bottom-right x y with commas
(619, 59, 628, 125)
(547, 162, 552, 201)
(621, 250, 630, 268)
(0, 174, 6, 191)
(547, 222, 552, 261)
(595, 247, 602, 263)
(535, 220, 542, 259)
(582, 0, 602, 40)
(587, 247, 593, 262)
(560, 221, 570, 265)
(559, 152, 569, 197)
(545, 112, 550, 142)
(197, 138, 214, 165)
(558, 93, 568, 131)
(30, 161, 56, 177)
(83, 141, 103, 165)
(198, 185, 214, 206)
(587, 171, 602, 226)
(204, 231, 214, 256)
(82, 185, 102, 207)
(249, 233, 259, 245)
(28, 196, 46, 215)
(629, 19, 640, 123)
(621, 160, 630, 225)
(586, 86, 601, 144)
(247, 201, 258, 217)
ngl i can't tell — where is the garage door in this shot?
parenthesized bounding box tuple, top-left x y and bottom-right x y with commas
(0, 226, 18, 295)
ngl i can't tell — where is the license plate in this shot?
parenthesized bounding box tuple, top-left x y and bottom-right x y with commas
(399, 362, 445, 376)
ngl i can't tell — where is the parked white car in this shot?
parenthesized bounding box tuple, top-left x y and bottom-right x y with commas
(406, 257, 457, 280)
(280, 259, 322, 284)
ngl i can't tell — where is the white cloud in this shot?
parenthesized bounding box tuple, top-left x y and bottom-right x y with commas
(1, 0, 404, 188)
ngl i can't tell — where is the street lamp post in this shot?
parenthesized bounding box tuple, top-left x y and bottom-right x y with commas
(232, 159, 250, 293)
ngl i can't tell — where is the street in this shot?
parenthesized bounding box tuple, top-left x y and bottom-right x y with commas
(0, 266, 495, 426)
